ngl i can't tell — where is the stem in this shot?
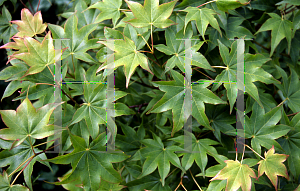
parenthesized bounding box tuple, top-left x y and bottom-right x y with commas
(11, 157, 34, 186)
(150, 25, 154, 53)
(28, 0, 35, 13)
(28, 137, 36, 155)
(211, 66, 228, 69)
(193, 67, 213, 80)
(20, 0, 32, 14)
(33, 138, 58, 148)
(61, 88, 80, 107)
(238, 141, 265, 160)
(47, 65, 54, 78)
(147, 56, 161, 68)
(189, 169, 203, 191)
(277, 97, 288, 107)
(119, 9, 130, 11)
(35, 83, 54, 86)
(37, 0, 41, 12)
(138, 34, 152, 52)
(287, 111, 300, 117)
(8, 155, 34, 178)
(152, 53, 161, 66)
(71, 54, 75, 73)
(241, 143, 245, 164)
(197, 0, 217, 8)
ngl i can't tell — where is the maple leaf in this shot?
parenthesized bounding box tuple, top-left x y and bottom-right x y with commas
(0, 171, 29, 191)
(211, 40, 280, 113)
(154, 28, 215, 73)
(7, 31, 62, 76)
(215, 0, 251, 13)
(45, 132, 129, 191)
(136, 132, 185, 186)
(183, 7, 222, 40)
(0, 97, 62, 148)
(125, 0, 177, 28)
(11, 8, 47, 38)
(69, 83, 135, 139)
(210, 160, 258, 191)
(0, 5, 18, 44)
(257, 145, 289, 191)
(147, 70, 226, 136)
(256, 13, 293, 56)
(97, 33, 153, 88)
(48, 14, 100, 63)
(0, 37, 28, 56)
(87, 0, 122, 26)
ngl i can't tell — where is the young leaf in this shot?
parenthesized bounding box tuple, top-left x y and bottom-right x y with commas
(147, 70, 226, 136)
(256, 13, 293, 56)
(257, 145, 289, 191)
(45, 132, 129, 191)
(7, 31, 62, 76)
(210, 160, 258, 191)
(11, 8, 47, 38)
(0, 97, 62, 148)
(97, 33, 153, 88)
(125, 0, 177, 28)
(48, 14, 100, 63)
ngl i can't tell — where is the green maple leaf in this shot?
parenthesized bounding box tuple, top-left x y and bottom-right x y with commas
(211, 40, 280, 113)
(210, 160, 258, 191)
(11, 8, 47, 38)
(215, 0, 251, 12)
(0, 139, 51, 190)
(169, 133, 228, 177)
(243, 102, 291, 156)
(225, 16, 255, 39)
(154, 28, 215, 73)
(87, 0, 122, 26)
(257, 145, 289, 191)
(278, 112, 300, 180)
(147, 70, 226, 136)
(45, 132, 129, 191)
(255, 13, 293, 56)
(69, 83, 135, 139)
(183, 7, 222, 40)
(0, 171, 29, 191)
(0, 97, 62, 148)
(48, 14, 100, 63)
(275, 66, 300, 114)
(0, 5, 18, 44)
(0, 37, 28, 56)
(125, 0, 177, 28)
(97, 33, 153, 88)
(137, 132, 185, 186)
(7, 31, 62, 76)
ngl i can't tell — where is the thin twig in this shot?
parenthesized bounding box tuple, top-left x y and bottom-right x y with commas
(20, 0, 32, 13)
(37, 0, 41, 12)
(189, 169, 203, 191)
(11, 157, 34, 186)
(287, 112, 300, 117)
(197, 0, 217, 8)
(277, 97, 288, 107)
(28, 0, 35, 14)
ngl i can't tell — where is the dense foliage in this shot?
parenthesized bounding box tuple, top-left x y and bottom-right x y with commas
(0, 0, 300, 190)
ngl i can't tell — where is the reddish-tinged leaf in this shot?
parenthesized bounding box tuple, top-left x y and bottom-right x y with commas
(257, 145, 289, 191)
(11, 8, 47, 38)
(210, 160, 257, 191)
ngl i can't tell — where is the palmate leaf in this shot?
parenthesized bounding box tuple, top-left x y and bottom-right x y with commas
(210, 160, 258, 191)
(0, 171, 29, 191)
(11, 8, 47, 38)
(45, 132, 129, 191)
(0, 97, 62, 148)
(125, 0, 177, 28)
(6, 31, 62, 76)
(136, 133, 185, 186)
(97, 33, 153, 88)
(169, 133, 228, 177)
(256, 13, 293, 56)
(0, 5, 18, 44)
(87, 0, 122, 26)
(183, 7, 222, 40)
(69, 82, 135, 139)
(0, 139, 51, 191)
(257, 145, 289, 191)
(275, 66, 300, 114)
(211, 40, 280, 113)
(48, 14, 100, 63)
(154, 28, 215, 73)
(147, 70, 226, 136)
(243, 102, 291, 156)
